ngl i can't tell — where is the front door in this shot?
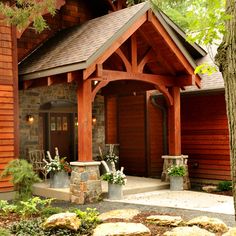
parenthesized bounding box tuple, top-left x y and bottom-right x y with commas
(49, 113, 74, 161)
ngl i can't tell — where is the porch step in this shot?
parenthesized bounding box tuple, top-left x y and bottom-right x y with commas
(33, 176, 169, 201)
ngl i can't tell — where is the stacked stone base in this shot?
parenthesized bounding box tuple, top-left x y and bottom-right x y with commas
(70, 162, 102, 204)
(161, 155, 191, 190)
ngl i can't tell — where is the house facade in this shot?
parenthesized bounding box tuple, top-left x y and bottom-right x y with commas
(0, 0, 230, 197)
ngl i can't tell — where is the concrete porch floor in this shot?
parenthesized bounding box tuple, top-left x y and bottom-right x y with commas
(33, 176, 169, 201)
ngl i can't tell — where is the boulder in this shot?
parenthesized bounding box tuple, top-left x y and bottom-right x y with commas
(223, 228, 236, 236)
(92, 222, 151, 236)
(42, 212, 81, 231)
(202, 185, 218, 193)
(187, 216, 228, 233)
(163, 226, 215, 236)
(146, 215, 183, 226)
(98, 209, 140, 221)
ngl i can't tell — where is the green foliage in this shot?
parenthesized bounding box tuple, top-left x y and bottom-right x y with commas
(0, 0, 57, 33)
(217, 181, 232, 191)
(40, 206, 64, 218)
(18, 197, 54, 218)
(74, 208, 100, 235)
(194, 63, 218, 76)
(0, 159, 41, 200)
(0, 200, 17, 215)
(0, 227, 11, 236)
(167, 165, 186, 176)
(10, 208, 100, 236)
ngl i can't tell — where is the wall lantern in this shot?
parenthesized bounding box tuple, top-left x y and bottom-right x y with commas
(26, 114, 34, 124)
(92, 116, 97, 125)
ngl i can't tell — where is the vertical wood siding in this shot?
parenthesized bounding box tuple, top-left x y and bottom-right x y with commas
(181, 93, 230, 180)
(118, 95, 146, 176)
(147, 94, 164, 177)
(0, 19, 18, 192)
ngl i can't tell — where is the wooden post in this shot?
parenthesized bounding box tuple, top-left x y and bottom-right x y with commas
(168, 87, 181, 155)
(77, 79, 93, 161)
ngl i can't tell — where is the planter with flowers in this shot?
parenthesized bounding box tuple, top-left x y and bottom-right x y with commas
(102, 166, 126, 200)
(167, 165, 186, 191)
(43, 148, 72, 188)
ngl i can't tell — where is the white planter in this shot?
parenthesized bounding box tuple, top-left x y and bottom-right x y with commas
(170, 176, 184, 191)
(108, 183, 123, 200)
(50, 171, 69, 188)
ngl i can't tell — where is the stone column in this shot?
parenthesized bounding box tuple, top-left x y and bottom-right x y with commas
(70, 162, 102, 204)
(161, 155, 190, 190)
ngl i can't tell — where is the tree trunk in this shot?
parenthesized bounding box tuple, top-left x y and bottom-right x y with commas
(215, 0, 236, 220)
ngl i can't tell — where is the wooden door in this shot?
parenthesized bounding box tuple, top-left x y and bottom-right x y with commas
(49, 113, 74, 162)
(118, 95, 147, 176)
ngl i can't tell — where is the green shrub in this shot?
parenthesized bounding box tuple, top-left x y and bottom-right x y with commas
(0, 227, 11, 236)
(0, 200, 17, 215)
(217, 181, 232, 191)
(0, 159, 41, 200)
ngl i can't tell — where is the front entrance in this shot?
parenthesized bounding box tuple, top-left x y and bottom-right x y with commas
(49, 113, 74, 161)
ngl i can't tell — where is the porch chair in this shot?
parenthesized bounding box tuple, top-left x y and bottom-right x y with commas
(28, 150, 48, 180)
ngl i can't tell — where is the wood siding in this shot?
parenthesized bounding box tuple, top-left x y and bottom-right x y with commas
(147, 93, 164, 177)
(0, 19, 18, 192)
(118, 95, 146, 176)
(181, 93, 230, 180)
(105, 96, 118, 144)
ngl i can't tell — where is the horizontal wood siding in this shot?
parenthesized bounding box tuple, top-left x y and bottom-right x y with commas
(0, 19, 17, 192)
(118, 95, 146, 176)
(181, 93, 230, 180)
(105, 96, 118, 144)
(147, 93, 164, 177)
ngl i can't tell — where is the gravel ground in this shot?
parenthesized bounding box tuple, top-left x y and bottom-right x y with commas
(53, 200, 236, 227)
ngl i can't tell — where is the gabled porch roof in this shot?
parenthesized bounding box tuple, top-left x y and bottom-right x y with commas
(19, 2, 205, 82)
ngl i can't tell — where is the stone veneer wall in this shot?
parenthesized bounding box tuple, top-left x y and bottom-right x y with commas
(19, 83, 105, 159)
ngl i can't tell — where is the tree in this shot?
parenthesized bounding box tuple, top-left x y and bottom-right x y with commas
(0, 0, 56, 32)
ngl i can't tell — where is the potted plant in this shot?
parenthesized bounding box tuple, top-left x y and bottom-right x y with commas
(102, 167, 126, 200)
(43, 148, 72, 188)
(167, 165, 186, 191)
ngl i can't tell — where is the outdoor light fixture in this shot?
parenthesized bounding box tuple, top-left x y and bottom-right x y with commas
(26, 114, 34, 124)
(92, 116, 97, 125)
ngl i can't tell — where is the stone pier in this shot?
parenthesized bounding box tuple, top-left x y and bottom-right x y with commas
(70, 162, 102, 204)
(161, 155, 191, 190)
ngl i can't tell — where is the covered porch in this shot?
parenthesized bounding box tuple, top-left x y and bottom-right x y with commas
(19, 2, 203, 203)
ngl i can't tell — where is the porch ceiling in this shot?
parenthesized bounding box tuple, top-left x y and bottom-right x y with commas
(19, 2, 205, 82)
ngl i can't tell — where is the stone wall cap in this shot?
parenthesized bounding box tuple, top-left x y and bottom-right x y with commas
(70, 161, 101, 166)
(162, 155, 188, 159)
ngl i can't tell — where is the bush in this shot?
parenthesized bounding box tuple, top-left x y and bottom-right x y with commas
(217, 181, 232, 191)
(0, 159, 41, 200)
(0, 227, 11, 236)
(41, 206, 64, 218)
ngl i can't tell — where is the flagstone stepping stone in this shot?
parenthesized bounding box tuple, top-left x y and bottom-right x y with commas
(98, 209, 140, 221)
(223, 228, 236, 236)
(92, 222, 151, 236)
(42, 212, 81, 231)
(163, 226, 214, 236)
(146, 215, 183, 226)
(187, 216, 228, 233)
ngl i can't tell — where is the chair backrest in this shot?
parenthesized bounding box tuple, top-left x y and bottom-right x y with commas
(28, 150, 46, 170)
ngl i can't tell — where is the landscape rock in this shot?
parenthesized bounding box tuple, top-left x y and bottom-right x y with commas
(42, 212, 81, 231)
(98, 209, 140, 221)
(223, 228, 236, 236)
(163, 226, 215, 236)
(146, 215, 183, 226)
(187, 216, 228, 233)
(202, 185, 218, 193)
(92, 222, 151, 236)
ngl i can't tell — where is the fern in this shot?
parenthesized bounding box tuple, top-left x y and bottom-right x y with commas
(0, 159, 41, 201)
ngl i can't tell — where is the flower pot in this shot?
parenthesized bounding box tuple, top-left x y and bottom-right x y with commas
(50, 171, 69, 188)
(108, 183, 123, 200)
(170, 176, 184, 191)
